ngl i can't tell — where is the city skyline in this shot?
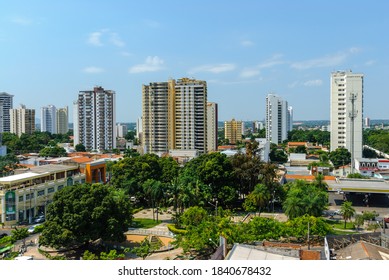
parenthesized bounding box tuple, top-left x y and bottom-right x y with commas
(1, 1, 388, 123)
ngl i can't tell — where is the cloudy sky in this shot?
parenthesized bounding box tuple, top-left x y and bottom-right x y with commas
(1, 0, 388, 123)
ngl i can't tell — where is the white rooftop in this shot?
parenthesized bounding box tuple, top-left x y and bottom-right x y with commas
(0, 172, 41, 183)
(226, 244, 299, 260)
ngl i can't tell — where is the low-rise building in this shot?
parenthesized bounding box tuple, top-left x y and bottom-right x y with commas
(0, 164, 85, 226)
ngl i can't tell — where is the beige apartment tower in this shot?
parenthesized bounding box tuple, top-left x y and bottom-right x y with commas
(142, 78, 207, 155)
(224, 119, 243, 144)
(10, 104, 35, 137)
(330, 70, 363, 169)
(207, 102, 218, 152)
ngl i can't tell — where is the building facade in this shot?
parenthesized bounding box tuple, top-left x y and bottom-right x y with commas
(142, 78, 208, 155)
(207, 102, 218, 152)
(116, 123, 128, 138)
(224, 119, 243, 145)
(330, 71, 363, 166)
(41, 105, 57, 134)
(0, 164, 86, 226)
(0, 92, 14, 133)
(74, 86, 116, 151)
(56, 106, 69, 134)
(10, 105, 35, 137)
(265, 94, 290, 144)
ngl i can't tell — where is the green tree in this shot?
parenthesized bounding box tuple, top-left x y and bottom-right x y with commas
(11, 227, 29, 246)
(0, 153, 20, 177)
(39, 183, 133, 249)
(340, 201, 356, 229)
(75, 143, 86, 152)
(283, 180, 328, 219)
(243, 184, 271, 213)
(39, 145, 67, 157)
(269, 148, 288, 164)
(329, 147, 351, 169)
(180, 206, 209, 228)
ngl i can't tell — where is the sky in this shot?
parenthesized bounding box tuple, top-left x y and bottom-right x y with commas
(1, 0, 388, 123)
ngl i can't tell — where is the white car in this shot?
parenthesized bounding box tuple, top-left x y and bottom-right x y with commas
(27, 224, 41, 234)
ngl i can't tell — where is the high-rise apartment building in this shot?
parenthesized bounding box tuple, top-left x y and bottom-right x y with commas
(10, 104, 35, 137)
(0, 92, 14, 133)
(74, 86, 116, 151)
(56, 106, 69, 134)
(207, 102, 218, 152)
(116, 123, 128, 138)
(265, 93, 291, 144)
(330, 70, 363, 167)
(224, 119, 243, 144)
(142, 78, 207, 155)
(41, 105, 57, 134)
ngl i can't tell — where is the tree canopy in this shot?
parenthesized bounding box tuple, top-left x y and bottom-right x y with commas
(39, 183, 133, 249)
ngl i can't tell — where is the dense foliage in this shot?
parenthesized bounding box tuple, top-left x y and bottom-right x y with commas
(39, 183, 133, 249)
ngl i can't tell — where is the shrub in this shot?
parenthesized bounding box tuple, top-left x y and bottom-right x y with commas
(167, 224, 187, 235)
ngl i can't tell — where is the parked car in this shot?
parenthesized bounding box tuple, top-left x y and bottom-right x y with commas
(384, 217, 389, 223)
(27, 224, 41, 234)
(33, 215, 45, 224)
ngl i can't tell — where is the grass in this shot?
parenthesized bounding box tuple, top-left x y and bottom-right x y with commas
(131, 218, 161, 229)
(324, 218, 359, 234)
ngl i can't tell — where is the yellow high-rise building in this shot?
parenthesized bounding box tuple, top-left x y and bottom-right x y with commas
(142, 78, 207, 155)
(224, 119, 243, 144)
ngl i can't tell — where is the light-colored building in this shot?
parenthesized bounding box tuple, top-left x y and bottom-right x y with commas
(142, 78, 208, 155)
(288, 106, 293, 131)
(56, 106, 69, 134)
(330, 70, 363, 171)
(10, 104, 35, 137)
(265, 93, 291, 144)
(207, 102, 218, 152)
(41, 105, 57, 134)
(0, 92, 14, 133)
(0, 164, 86, 226)
(136, 116, 143, 145)
(116, 123, 128, 138)
(74, 86, 116, 152)
(224, 119, 243, 144)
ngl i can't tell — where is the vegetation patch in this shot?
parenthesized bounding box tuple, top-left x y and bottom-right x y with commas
(131, 218, 161, 229)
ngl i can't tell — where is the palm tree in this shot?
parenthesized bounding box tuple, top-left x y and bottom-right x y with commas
(340, 201, 356, 229)
(313, 174, 328, 191)
(248, 183, 271, 215)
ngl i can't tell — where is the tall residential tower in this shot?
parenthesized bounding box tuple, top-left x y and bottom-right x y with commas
(265, 93, 291, 144)
(10, 104, 35, 137)
(330, 70, 363, 169)
(142, 78, 207, 155)
(74, 86, 116, 151)
(41, 105, 57, 134)
(0, 92, 14, 133)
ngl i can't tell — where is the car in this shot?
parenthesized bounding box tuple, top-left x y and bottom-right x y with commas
(33, 215, 45, 224)
(384, 217, 389, 223)
(27, 224, 41, 234)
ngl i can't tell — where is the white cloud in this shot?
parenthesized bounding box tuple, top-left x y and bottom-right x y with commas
(83, 67, 104, 73)
(291, 48, 360, 70)
(129, 56, 165, 73)
(288, 81, 299, 88)
(240, 68, 261, 78)
(303, 79, 323, 87)
(87, 31, 104, 46)
(365, 60, 376, 66)
(241, 40, 254, 47)
(189, 64, 235, 74)
(10, 16, 32, 26)
(110, 33, 125, 47)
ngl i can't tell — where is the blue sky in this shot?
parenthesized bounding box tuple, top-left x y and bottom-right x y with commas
(1, 0, 388, 123)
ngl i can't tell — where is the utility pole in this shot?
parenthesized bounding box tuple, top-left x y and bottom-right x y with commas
(307, 221, 311, 250)
(349, 93, 358, 174)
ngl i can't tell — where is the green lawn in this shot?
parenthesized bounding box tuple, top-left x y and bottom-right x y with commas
(131, 218, 161, 229)
(324, 218, 358, 234)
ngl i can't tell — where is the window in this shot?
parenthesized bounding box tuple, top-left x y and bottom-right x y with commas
(48, 187, 55, 194)
(19, 196, 24, 202)
(57, 185, 64, 191)
(38, 190, 45, 197)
